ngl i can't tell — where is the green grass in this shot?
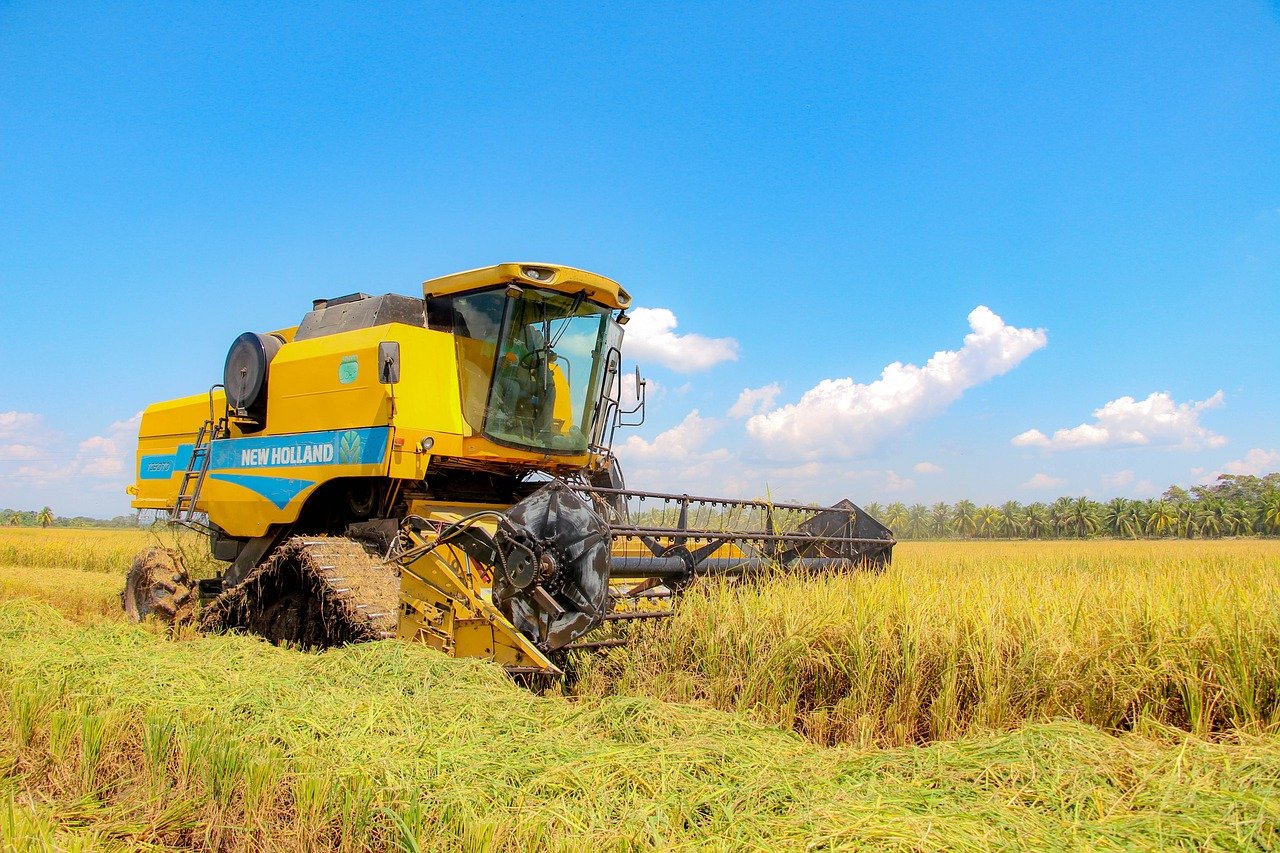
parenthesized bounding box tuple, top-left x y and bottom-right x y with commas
(1, 598, 1278, 852)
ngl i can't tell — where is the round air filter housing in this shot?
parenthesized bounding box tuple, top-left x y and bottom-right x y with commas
(224, 332, 283, 415)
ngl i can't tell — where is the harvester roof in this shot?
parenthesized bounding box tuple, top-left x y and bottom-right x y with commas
(422, 263, 632, 311)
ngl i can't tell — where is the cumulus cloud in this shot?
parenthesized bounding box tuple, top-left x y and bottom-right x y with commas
(0, 411, 45, 463)
(1012, 391, 1226, 452)
(1101, 469, 1136, 489)
(616, 409, 731, 492)
(745, 306, 1046, 460)
(912, 461, 943, 474)
(728, 384, 781, 418)
(1220, 448, 1280, 477)
(615, 369, 658, 406)
(624, 308, 739, 373)
(0, 444, 41, 461)
(883, 470, 915, 492)
(1021, 472, 1066, 490)
(0, 412, 140, 486)
(0, 411, 41, 438)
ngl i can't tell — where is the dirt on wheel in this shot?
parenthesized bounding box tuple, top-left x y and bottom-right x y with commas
(121, 546, 196, 628)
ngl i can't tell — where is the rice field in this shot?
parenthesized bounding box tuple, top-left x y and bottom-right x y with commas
(1, 528, 1277, 851)
(0, 527, 215, 578)
(576, 540, 1280, 746)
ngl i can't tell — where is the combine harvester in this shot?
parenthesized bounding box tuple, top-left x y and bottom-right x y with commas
(123, 263, 894, 675)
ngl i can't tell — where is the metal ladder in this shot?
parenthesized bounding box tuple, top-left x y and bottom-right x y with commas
(173, 418, 215, 523)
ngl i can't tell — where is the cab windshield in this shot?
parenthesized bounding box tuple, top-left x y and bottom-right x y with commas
(448, 287, 611, 455)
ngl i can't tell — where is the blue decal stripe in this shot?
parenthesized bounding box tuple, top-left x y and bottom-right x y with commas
(209, 427, 390, 471)
(140, 427, 390, 478)
(207, 473, 316, 509)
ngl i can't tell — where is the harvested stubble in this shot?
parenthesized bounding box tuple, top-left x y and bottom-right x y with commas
(575, 540, 1280, 747)
(2, 599, 1279, 851)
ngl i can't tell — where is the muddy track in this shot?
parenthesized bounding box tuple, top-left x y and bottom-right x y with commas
(201, 536, 400, 647)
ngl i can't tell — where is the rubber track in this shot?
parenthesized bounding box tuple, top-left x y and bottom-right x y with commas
(201, 535, 400, 646)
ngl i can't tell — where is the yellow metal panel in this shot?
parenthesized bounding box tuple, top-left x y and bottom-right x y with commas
(265, 326, 397, 433)
(422, 263, 631, 310)
(397, 537, 558, 673)
(130, 302, 592, 538)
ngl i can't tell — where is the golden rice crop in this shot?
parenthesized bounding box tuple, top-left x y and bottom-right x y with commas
(0, 564, 125, 623)
(575, 540, 1280, 746)
(0, 526, 218, 577)
(2, 599, 1277, 852)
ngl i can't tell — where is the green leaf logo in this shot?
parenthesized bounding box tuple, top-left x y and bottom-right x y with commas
(338, 430, 363, 465)
(338, 355, 359, 384)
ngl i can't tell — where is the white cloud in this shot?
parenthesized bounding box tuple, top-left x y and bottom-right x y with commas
(619, 409, 722, 463)
(728, 384, 781, 418)
(624, 308, 739, 373)
(616, 409, 731, 493)
(0, 443, 41, 461)
(1220, 448, 1280, 477)
(0, 412, 49, 463)
(1021, 472, 1067, 490)
(745, 306, 1046, 460)
(912, 461, 942, 474)
(0, 413, 140, 488)
(883, 470, 915, 492)
(0, 411, 42, 439)
(1012, 391, 1226, 452)
(1101, 469, 1135, 489)
(616, 369, 659, 406)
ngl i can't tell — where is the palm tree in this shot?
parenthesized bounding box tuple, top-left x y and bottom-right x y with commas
(884, 502, 910, 533)
(930, 502, 952, 538)
(976, 505, 1003, 538)
(1049, 497, 1074, 538)
(1223, 500, 1253, 536)
(1260, 494, 1280, 535)
(1106, 498, 1144, 538)
(35, 506, 54, 528)
(1068, 497, 1100, 538)
(1174, 502, 1202, 538)
(1023, 503, 1048, 539)
(951, 500, 979, 539)
(999, 501, 1025, 538)
(906, 504, 931, 540)
(1146, 501, 1178, 537)
(1104, 498, 1126, 537)
(1195, 502, 1222, 538)
(6, 512, 19, 527)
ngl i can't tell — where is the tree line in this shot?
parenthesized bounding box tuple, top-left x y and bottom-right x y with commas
(863, 473, 1280, 539)
(2, 508, 143, 529)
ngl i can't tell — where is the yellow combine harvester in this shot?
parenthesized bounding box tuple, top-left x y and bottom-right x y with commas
(124, 263, 894, 674)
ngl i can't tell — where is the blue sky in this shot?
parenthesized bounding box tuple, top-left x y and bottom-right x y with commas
(1, 2, 1277, 517)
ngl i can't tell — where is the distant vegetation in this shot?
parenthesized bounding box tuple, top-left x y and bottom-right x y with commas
(862, 473, 1280, 540)
(2, 508, 145, 529)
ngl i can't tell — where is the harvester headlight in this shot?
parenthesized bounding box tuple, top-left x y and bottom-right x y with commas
(522, 266, 553, 282)
(419, 436, 434, 453)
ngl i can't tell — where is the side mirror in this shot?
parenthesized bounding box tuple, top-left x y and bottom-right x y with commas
(378, 341, 401, 384)
(633, 364, 644, 399)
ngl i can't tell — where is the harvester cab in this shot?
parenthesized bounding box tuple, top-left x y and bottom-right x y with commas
(123, 263, 894, 675)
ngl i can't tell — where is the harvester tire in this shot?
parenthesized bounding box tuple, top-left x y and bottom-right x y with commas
(122, 546, 196, 629)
